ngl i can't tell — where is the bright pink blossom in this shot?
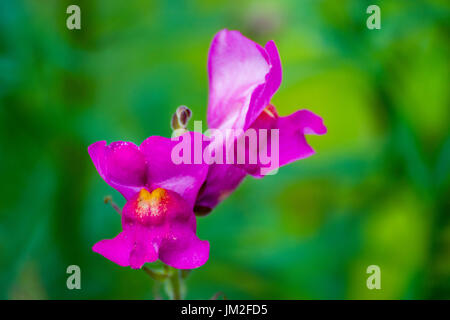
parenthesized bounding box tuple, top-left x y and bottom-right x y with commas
(88, 132, 209, 269)
(194, 30, 327, 214)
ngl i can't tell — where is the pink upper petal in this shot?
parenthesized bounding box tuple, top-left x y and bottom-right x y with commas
(207, 29, 281, 132)
(139, 132, 209, 209)
(88, 141, 147, 200)
(244, 40, 282, 130)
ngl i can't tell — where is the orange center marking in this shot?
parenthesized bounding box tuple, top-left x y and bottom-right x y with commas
(135, 188, 168, 219)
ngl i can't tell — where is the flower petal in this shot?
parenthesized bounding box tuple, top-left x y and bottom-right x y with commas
(92, 232, 133, 267)
(139, 132, 209, 209)
(244, 40, 282, 130)
(262, 40, 282, 103)
(128, 226, 159, 269)
(159, 227, 210, 269)
(194, 163, 247, 215)
(88, 141, 147, 200)
(207, 29, 279, 132)
(92, 230, 158, 269)
(277, 109, 327, 164)
(237, 106, 327, 177)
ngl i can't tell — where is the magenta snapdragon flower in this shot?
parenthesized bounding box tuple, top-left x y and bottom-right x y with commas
(88, 133, 210, 269)
(194, 30, 327, 214)
(88, 29, 326, 270)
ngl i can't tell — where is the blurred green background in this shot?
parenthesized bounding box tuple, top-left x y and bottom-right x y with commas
(0, 0, 449, 299)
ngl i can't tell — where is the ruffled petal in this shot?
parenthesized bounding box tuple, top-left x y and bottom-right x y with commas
(263, 41, 282, 99)
(194, 163, 247, 215)
(92, 232, 133, 267)
(92, 230, 158, 269)
(159, 227, 209, 269)
(139, 132, 209, 209)
(244, 40, 282, 130)
(128, 226, 159, 269)
(88, 141, 147, 200)
(237, 106, 327, 177)
(277, 109, 327, 165)
(207, 29, 280, 132)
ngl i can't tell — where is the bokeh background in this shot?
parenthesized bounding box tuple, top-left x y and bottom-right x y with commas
(0, 0, 449, 299)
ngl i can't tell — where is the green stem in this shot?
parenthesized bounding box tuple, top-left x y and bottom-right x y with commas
(169, 269, 182, 300)
(142, 266, 169, 281)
